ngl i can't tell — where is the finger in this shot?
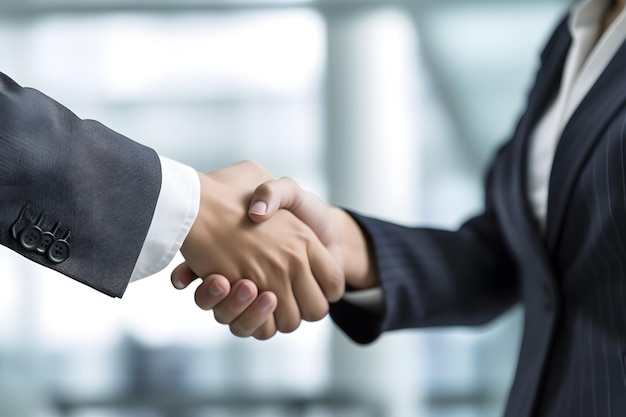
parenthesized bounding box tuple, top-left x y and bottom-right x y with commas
(272, 286, 302, 333)
(229, 291, 278, 338)
(308, 238, 345, 302)
(171, 262, 200, 290)
(248, 177, 302, 219)
(249, 178, 334, 246)
(253, 315, 279, 340)
(194, 274, 232, 310)
(205, 279, 258, 323)
(290, 256, 330, 322)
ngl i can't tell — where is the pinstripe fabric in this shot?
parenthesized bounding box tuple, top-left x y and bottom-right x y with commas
(330, 12, 626, 417)
(533, 110, 626, 416)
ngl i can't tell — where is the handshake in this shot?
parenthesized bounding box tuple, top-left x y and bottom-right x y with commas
(170, 161, 378, 340)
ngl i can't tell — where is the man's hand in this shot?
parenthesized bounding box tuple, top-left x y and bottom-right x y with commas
(172, 266, 279, 339)
(172, 161, 344, 336)
(184, 176, 379, 339)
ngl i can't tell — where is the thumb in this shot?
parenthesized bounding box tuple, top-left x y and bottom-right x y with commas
(248, 177, 334, 247)
(171, 262, 200, 290)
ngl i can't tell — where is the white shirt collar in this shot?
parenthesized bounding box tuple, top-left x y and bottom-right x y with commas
(526, 0, 626, 231)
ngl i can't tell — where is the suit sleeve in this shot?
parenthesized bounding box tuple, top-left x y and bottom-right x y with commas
(0, 72, 162, 298)
(329, 148, 521, 344)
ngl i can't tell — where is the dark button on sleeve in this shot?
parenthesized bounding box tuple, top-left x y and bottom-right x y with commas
(19, 226, 43, 250)
(36, 231, 56, 254)
(47, 238, 70, 264)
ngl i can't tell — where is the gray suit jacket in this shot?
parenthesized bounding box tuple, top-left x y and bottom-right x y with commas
(330, 15, 626, 417)
(0, 72, 161, 298)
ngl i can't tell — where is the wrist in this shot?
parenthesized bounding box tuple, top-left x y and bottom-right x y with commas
(132, 157, 200, 281)
(179, 161, 274, 278)
(335, 209, 378, 290)
(180, 172, 223, 277)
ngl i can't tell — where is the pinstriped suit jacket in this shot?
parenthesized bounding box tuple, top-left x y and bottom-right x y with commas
(0, 72, 161, 297)
(330, 15, 626, 417)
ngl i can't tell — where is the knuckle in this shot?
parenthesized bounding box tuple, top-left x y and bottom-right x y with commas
(254, 182, 273, 199)
(326, 271, 346, 302)
(280, 176, 297, 187)
(194, 290, 213, 311)
(230, 324, 252, 338)
(276, 315, 301, 334)
(254, 327, 277, 340)
(322, 262, 345, 298)
(301, 302, 329, 322)
(240, 160, 270, 179)
(253, 320, 278, 340)
(213, 312, 230, 325)
(238, 159, 256, 169)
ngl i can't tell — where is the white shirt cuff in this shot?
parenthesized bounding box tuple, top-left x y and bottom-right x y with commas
(129, 156, 200, 282)
(342, 287, 385, 315)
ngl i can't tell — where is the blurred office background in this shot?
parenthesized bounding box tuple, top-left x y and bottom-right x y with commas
(0, 0, 570, 416)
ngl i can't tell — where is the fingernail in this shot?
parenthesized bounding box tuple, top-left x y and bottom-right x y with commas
(250, 201, 268, 215)
(259, 295, 275, 312)
(172, 279, 185, 290)
(208, 281, 224, 296)
(236, 285, 253, 301)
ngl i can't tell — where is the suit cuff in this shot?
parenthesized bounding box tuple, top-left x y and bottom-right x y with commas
(342, 287, 385, 315)
(130, 156, 200, 282)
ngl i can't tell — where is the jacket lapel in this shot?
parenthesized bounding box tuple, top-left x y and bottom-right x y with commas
(545, 38, 626, 252)
(520, 18, 572, 145)
(500, 16, 570, 248)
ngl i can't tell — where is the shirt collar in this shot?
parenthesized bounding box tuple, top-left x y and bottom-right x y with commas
(570, 0, 610, 35)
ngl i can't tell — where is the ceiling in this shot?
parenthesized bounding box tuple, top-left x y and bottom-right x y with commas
(0, 0, 568, 17)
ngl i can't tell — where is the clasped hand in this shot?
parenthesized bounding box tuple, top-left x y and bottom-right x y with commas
(171, 161, 346, 339)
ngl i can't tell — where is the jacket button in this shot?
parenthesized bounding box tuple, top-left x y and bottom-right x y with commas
(37, 223, 59, 254)
(19, 226, 42, 250)
(36, 231, 56, 254)
(48, 239, 70, 263)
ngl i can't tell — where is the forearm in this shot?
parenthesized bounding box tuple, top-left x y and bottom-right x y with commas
(334, 208, 379, 290)
(331, 212, 520, 343)
(0, 72, 161, 297)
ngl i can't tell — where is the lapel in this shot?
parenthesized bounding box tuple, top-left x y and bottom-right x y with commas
(545, 38, 626, 252)
(520, 19, 572, 148)
(497, 17, 570, 254)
